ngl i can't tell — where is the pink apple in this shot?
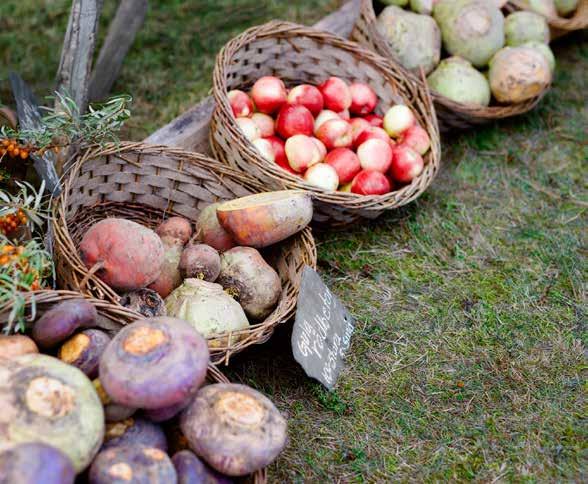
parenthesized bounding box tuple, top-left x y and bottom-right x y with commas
(314, 110, 340, 134)
(354, 126, 390, 149)
(285, 134, 322, 172)
(399, 125, 430, 155)
(266, 136, 296, 174)
(390, 146, 424, 183)
(364, 114, 383, 128)
(252, 138, 275, 162)
(251, 76, 288, 114)
(318, 77, 352, 112)
(350, 118, 371, 145)
(315, 119, 352, 150)
(351, 170, 391, 195)
(287, 84, 324, 116)
(228, 90, 253, 118)
(325, 148, 361, 185)
(337, 109, 351, 121)
(383, 105, 416, 138)
(349, 82, 378, 115)
(276, 104, 314, 139)
(304, 163, 339, 191)
(311, 138, 327, 162)
(357, 139, 393, 173)
(251, 113, 275, 138)
(236, 117, 260, 141)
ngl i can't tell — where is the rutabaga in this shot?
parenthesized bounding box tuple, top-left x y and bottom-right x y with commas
(505, 11, 550, 46)
(521, 41, 556, 72)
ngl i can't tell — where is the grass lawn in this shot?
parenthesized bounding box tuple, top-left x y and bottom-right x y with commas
(1, 1, 586, 481)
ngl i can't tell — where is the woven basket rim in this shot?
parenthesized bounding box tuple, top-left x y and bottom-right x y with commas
(353, 0, 550, 121)
(508, 0, 588, 31)
(51, 141, 317, 366)
(211, 19, 441, 218)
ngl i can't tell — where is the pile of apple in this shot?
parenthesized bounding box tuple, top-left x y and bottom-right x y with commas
(227, 76, 431, 195)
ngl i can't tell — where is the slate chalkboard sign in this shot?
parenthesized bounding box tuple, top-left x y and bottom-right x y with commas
(292, 266, 355, 390)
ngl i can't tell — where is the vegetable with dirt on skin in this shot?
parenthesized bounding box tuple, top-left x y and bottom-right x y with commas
(119, 288, 166, 318)
(79, 218, 164, 291)
(155, 217, 192, 246)
(216, 191, 313, 249)
(0, 354, 104, 472)
(94, 379, 137, 422)
(180, 383, 287, 476)
(165, 279, 249, 339)
(0, 334, 38, 359)
(89, 446, 177, 484)
(0, 443, 75, 484)
(179, 244, 221, 282)
(521, 41, 556, 73)
(148, 236, 184, 298)
(433, 0, 505, 67)
(505, 11, 550, 46)
(427, 56, 491, 106)
(196, 203, 236, 253)
(376, 6, 442, 74)
(58, 328, 111, 379)
(99, 317, 209, 409)
(31, 299, 97, 349)
(172, 450, 233, 484)
(489, 46, 552, 103)
(102, 417, 167, 452)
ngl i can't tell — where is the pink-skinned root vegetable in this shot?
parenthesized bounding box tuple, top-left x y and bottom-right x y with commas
(0, 354, 104, 472)
(0, 334, 38, 359)
(102, 417, 167, 452)
(216, 191, 313, 249)
(119, 288, 166, 318)
(58, 328, 111, 379)
(0, 443, 75, 484)
(172, 450, 233, 484)
(196, 203, 236, 253)
(180, 383, 287, 476)
(217, 247, 281, 321)
(94, 379, 137, 423)
(179, 244, 221, 282)
(155, 217, 192, 246)
(99, 317, 209, 409)
(89, 446, 177, 484)
(148, 237, 184, 298)
(31, 299, 97, 349)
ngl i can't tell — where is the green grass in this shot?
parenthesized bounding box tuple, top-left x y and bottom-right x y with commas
(1, 1, 586, 481)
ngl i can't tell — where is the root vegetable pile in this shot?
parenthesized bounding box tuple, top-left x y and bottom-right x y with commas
(228, 76, 432, 195)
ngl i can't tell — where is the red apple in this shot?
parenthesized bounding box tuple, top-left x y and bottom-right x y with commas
(276, 104, 314, 139)
(399, 125, 430, 155)
(337, 109, 351, 121)
(325, 148, 361, 185)
(354, 126, 390, 149)
(318, 77, 352, 112)
(252, 138, 275, 162)
(364, 114, 383, 128)
(314, 110, 340, 134)
(287, 84, 324, 116)
(383, 105, 416, 138)
(266, 136, 296, 174)
(390, 146, 424, 183)
(304, 163, 339, 191)
(311, 138, 327, 162)
(251, 76, 287, 114)
(357, 139, 393, 173)
(228, 90, 253, 118)
(236, 117, 260, 141)
(349, 82, 378, 115)
(350, 118, 371, 145)
(315, 119, 352, 150)
(251, 113, 275, 138)
(285, 134, 322, 172)
(351, 170, 391, 195)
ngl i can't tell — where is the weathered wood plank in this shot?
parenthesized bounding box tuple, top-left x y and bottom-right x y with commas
(144, 0, 361, 152)
(89, 0, 149, 102)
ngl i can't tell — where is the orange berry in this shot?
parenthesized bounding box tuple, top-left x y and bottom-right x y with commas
(20, 150, 28, 159)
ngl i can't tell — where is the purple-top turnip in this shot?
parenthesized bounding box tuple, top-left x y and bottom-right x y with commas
(0, 443, 75, 484)
(172, 450, 233, 484)
(102, 417, 167, 452)
(58, 328, 111, 379)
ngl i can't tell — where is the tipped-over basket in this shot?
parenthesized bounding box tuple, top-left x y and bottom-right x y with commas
(506, 0, 588, 39)
(351, 0, 550, 132)
(52, 142, 317, 365)
(210, 20, 441, 227)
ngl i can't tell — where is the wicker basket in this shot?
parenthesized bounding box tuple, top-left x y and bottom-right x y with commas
(52, 142, 317, 365)
(352, 0, 549, 132)
(210, 20, 441, 227)
(507, 0, 588, 39)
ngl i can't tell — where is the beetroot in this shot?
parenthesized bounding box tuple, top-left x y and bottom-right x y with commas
(102, 417, 167, 452)
(99, 317, 209, 409)
(31, 299, 97, 349)
(89, 446, 177, 484)
(156, 217, 192, 245)
(0, 443, 75, 484)
(179, 244, 221, 282)
(172, 450, 233, 484)
(79, 218, 164, 291)
(148, 237, 184, 298)
(180, 383, 287, 476)
(119, 288, 166, 318)
(58, 328, 111, 379)
(196, 204, 236, 252)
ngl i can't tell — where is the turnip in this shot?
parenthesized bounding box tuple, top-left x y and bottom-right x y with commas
(143, 399, 191, 423)
(196, 203, 236, 253)
(94, 379, 137, 423)
(0, 354, 104, 472)
(522, 41, 556, 72)
(155, 217, 192, 246)
(505, 11, 550, 46)
(433, 0, 505, 67)
(489, 46, 552, 103)
(99, 317, 209, 409)
(555, 0, 578, 16)
(0, 334, 38, 359)
(58, 328, 111, 379)
(102, 417, 167, 452)
(179, 243, 221, 282)
(119, 288, 166, 318)
(148, 236, 184, 298)
(376, 6, 441, 74)
(0, 443, 75, 484)
(217, 247, 282, 321)
(519, 0, 558, 17)
(172, 450, 232, 484)
(180, 383, 287, 476)
(427, 56, 491, 106)
(409, 0, 435, 15)
(165, 279, 249, 338)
